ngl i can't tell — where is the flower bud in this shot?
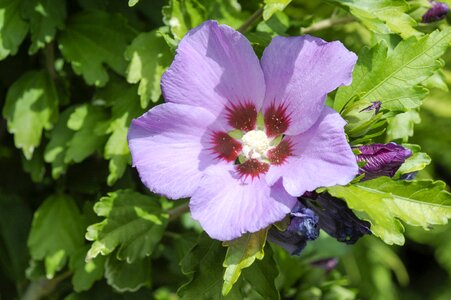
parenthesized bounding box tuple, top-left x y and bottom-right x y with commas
(356, 143, 412, 180)
(422, 1, 449, 23)
(268, 204, 319, 255)
(342, 101, 383, 138)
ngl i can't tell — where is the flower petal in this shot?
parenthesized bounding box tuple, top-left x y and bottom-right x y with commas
(261, 35, 357, 135)
(128, 103, 221, 199)
(190, 165, 297, 241)
(161, 20, 265, 126)
(266, 107, 358, 196)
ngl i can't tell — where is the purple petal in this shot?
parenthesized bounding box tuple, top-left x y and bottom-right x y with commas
(161, 21, 265, 127)
(128, 103, 222, 199)
(356, 143, 412, 180)
(261, 35, 357, 136)
(190, 165, 297, 241)
(266, 107, 358, 196)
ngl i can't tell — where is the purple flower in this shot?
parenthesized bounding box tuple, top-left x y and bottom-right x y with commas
(422, 1, 449, 23)
(268, 205, 319, 255)
(356, 143, 412, 181)
(128, 21, 358, 241)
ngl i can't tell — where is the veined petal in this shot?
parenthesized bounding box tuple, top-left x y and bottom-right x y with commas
(128, 103, 222, 199)
(161, 20, 265, 127)
(266, 107, 358, 196)
(261, 35, 357, 135)
(190, 165, 297, 241)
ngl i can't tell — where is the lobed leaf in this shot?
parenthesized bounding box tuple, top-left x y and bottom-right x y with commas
(263, 0, 292, 21)
(86, 190, 168, 263)
(58, 11, 136, 86)
(0, 0, 29, 60)
(3, 70, 59, 160)
(327, 177, 451, 245)
(222, 230, 267, 296)
(335, 28, 451, 113)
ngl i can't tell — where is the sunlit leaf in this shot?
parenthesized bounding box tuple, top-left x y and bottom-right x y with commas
(0, 0, 28, 60)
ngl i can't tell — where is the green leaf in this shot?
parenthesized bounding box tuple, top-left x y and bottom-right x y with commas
(162, 0, 204, 40)
(386, 110, 421, 142)
(0, 0, 29, 60)
(222, 230, 267, 296)
(125, 30, 173, 108)
(21, 0, 66, 54)
(395, 144, 431, 177)
(326, 0, 420, 39)
(65, 104, 108, 164)
(178, 233, 243, 299)
(334, 28, 451, 113)
(95, 80, 145, 185)
(128, 0, 139, 6)
(104, 256, 151, 292)
(86, 190, 168, 263)
(263, 0, 292, 21)
(69, 246, 105, 292)
(27, 194, 85, 278)
(3, 70, 58, 160)
(242, 245, 279, 300)
(327, 177, 451, 245)
(44, 107, 75, 179)
(58, 11, 136, 86)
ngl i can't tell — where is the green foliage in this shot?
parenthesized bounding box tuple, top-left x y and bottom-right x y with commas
(125, 30, 172, 108)
(263, 0, 292, 20)
(27, 194, 85, 278)
(0, 0, 29, 60)
(326, 0, 420, 38)
(3, 70, 58, 160)
(0, 0, 451, 298)
(59, 11, 136, 86)
(335, 28, 451, 113)
(222, 230, 266, 295)
(327, 177, 451, 245)
(86, 190, 169, 263)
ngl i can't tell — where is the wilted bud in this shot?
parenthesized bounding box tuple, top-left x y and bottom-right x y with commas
(342, 100, 383, 138)
(356, 143, 412, 180)
(303, 192, 371, 244)
(422, 1, 449, 23)
(268, 204, 319, 255)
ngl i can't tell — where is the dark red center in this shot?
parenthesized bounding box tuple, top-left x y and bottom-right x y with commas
(264, 103, 290, 137)
(226, 102, 258, 132)
(268, 139, 293, 165)
(211, 131, 242, 162)
(236, 159, 270, 179)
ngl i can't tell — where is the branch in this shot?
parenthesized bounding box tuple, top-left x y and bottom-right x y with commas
(238, 7, 264, 33)
(21, 271, 72, 300)
(168, 203, 190, 221)
(301, 16, 355, 34)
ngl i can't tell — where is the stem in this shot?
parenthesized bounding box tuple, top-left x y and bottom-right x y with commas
(168, 203, 190, 221)
(238, 7, 264, 33)
(301, 16, 355, 34)
(44, 42, 56, 79)
(21, 271, 72, 300)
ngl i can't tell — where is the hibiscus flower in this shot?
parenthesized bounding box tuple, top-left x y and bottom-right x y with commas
(128, 20, 358, 241)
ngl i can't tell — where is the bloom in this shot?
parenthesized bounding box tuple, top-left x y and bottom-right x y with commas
(128, 21, 358, 241)
(356, 143, 412, 180)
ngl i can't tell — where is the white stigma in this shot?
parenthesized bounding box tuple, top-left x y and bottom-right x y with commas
(241, 130, 271, 160)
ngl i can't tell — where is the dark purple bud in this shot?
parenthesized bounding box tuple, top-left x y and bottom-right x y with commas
(422, 1, 449, 23)
(400, 171, 418, 180)
(356, 143, 412, 181)
(268, 204, 319, 255)
(359, 101, 382, 114)
(302, 193, 371, 244)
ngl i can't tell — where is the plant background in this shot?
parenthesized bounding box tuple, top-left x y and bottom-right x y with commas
(0, 0, 451, 299)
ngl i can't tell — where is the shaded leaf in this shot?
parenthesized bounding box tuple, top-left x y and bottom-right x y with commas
(86, 190, 168, 263)
(327, 177, 451, 245)
(222, 230, 266, 295)
(125, 30, 173, 108)
(27, 194, 85, 278)
(58, 11, 136, 86)
(0, 0, 28, 60)
(3, 70, 58, 159)
(70, 246, 105, 292)
(105, 256, 151, 292)
(21, 0, 66, 54)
